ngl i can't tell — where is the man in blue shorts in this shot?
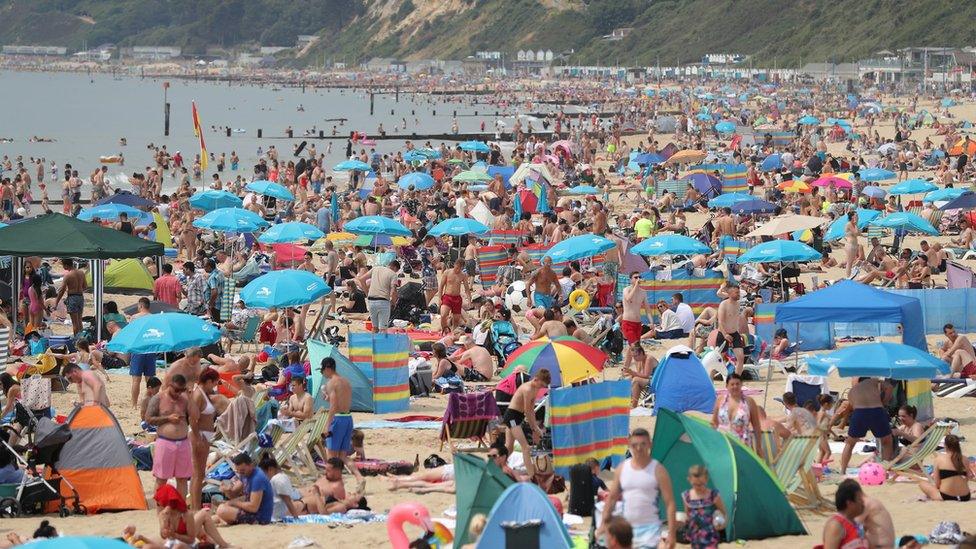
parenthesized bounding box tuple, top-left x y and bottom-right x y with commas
(128, 297, 156, 407)
(839, 377, 895, 474)
(320, 357, 364, 489)
(529, 256, 560, 310)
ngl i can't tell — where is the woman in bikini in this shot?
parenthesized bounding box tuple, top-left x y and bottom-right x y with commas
(918, 435, 974, 501)
(189, 368, 220, 511)
(844, 211, 860, 278)
(712, 373, 764, 457)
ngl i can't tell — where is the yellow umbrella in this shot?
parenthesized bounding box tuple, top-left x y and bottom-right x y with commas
(665, 149, 707, 164)
(777, 180, 811, 193)
(325, 232, 356, 242)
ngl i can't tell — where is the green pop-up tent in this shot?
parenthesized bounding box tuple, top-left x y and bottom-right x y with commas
(85, 258, 154, 294)
(652, 408, 806, 541)
(453, 453, 513, 548)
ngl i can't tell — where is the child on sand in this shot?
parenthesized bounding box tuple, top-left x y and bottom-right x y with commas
(122, 524, 152, 547)
(816, 394, 837, 465)
(351, 429, 366, 460)
(680, 465, 727, 549)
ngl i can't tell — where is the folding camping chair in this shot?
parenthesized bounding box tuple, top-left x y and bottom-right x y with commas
(209, 422, 285, 478)
(784, 373, 828, 410)
(766, 435, 831, 510)
(439, 391, 500, 452)
(881, 421, 953, 480)
(227, 316, 262, 353)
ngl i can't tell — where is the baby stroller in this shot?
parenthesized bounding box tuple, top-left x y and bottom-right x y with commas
(391, 280, 428, 326)
(485, 320, 521, 364)
(0, 403, 83, 517)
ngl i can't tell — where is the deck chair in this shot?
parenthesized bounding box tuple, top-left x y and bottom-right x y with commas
(209, 422, 285, 477)
(882, 421, 953, 480)
(785, 373, 828, 410)
(945, 247, 976, 261)
(295, 412, 332, 479)
(272, 417, 317, 473)
(439, 391, 500, 452)
(931, 379, 976, 398)
(767, 435, 831, 510)
(227, 316, 261, 353)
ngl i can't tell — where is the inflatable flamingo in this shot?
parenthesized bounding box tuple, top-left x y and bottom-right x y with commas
(387, 501, 434, 549)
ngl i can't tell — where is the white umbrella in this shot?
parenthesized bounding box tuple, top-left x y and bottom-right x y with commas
(745, 215, 826, 238)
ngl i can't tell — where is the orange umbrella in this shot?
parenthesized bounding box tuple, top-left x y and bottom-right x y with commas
(666, 149, 708, 164)
(777, 180, 812, 193)
(949, 137, 976, 156)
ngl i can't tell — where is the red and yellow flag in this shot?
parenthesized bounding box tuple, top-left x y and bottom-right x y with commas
(191, 100, 208, 172)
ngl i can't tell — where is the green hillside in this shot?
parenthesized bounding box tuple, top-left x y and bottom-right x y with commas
(2, 0, 975, 67)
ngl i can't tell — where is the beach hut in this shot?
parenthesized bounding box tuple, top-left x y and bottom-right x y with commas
(652, 409, 806, 541)
(307, 334, 410, 414)
(550, 380, 630, 475)
(476, 483, 572, 549)
(649, 347, 716, 415)
(453, 453, 514, 548)
(54, 404, 148, 513)
(84, 258, 154, 294)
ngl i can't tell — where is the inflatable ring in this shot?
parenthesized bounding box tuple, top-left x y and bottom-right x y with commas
(569, 289, 591, 312)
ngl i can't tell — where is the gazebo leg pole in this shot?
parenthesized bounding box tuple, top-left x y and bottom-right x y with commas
(93, 260, 104, 343)
(11, 257, 22, 335)
(155, 255, 164, 280)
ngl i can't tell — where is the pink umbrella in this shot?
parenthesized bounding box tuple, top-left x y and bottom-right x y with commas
(551, 140, 577, 154)
(812, 175, 852, 189)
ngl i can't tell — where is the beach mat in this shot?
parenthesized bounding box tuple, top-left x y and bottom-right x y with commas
(355, 420, 441, 430)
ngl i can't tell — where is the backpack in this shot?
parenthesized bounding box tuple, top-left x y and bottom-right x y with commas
(409, 371, 432, 397)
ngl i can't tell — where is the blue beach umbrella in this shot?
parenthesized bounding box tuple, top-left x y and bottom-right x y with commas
(806, 342, 950, 379)
(397, 172, 436, 190)
(824, 208, 881, 241)
(730, 199, 779, 215)
(869, 212, 938, 235)
(568, 185, 600, 195)
(77, 203, 143, 221)
(737, 240, 821, 264)
(189, 189, 243, 211)
(458, 140, 490, 153)
(543, 234, 615, 263)
(345, 215, 412, 237)
(707, 192, 754, 208)
(940, 192, 976, 211)
(246, 180, 294, 201)
(428, 217, 490, 237)
(193, 207, 269, 232)
(924, 188, 968, 202)
(635, 152, 666, 166)
(95, 191, 155, 209)
(241, 269, 332, 309)
(888, 178, 938, 195)
(858, 167, 896, 182)
(798, 115, 820, 125)
(714, 121, 736, 133)
(630, 234, 711, 257)
(257, 221, 325, 244)
(334, 159, 372, 171)
(861, 186, 887, 199)
(760, 154, 782, 172)
(106, 313, 220, 353)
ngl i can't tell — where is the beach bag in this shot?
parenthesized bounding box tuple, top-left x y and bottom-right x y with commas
(29, 337, 49, 355)
(21, 374, 52, 412)
(409, 371, 432, 397)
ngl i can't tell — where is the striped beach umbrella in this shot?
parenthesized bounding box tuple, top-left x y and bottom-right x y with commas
(499, 336, 606, 387)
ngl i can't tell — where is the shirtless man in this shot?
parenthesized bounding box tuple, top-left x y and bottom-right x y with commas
(502, 369, 550, 477)
(621, 272, 652, 372)
(951, 219, 974, 249)
(439, 259, 472, 333)
(688, 307, 717, 354)
(322, 240, 340, 315)
(602, 228, 623, 284)
(320, 357, 363, 485)
(302, 457, 363, 514)
(839, 377, 895, 474)
(63, 363, 109, 407)
(716, 285, 746, 375)
(940, 323, 976, 377)
(858, 495, 895, 549)
(455, 335, 494, 381)
(531, 308, 569, 340)
(146, 373, 192, 496)
(528, 257, 560, 310)
(164, 347, 204, 389)
(54, 258, 86, 335)
(280, 376, 313, 423)
(712, 207, 735, 246)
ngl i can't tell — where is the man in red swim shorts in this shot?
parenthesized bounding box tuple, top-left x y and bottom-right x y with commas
(439, 259, 472, 333)
(621, 272, 651, 372)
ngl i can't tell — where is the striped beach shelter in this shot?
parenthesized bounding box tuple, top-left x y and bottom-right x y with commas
(550, 380, 630, 475)
(347, 333, 411, 413)
(54, 404, 148, 513)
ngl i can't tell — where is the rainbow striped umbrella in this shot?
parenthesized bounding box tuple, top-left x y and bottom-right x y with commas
(499, 336, 606, 387)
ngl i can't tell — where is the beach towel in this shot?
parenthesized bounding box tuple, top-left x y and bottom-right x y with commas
(443, 391, 500, 425)
(355, 420, 442, 430)
(216, 393, 256, 444)
(475, 245, 508, 289)
(354, 459, 415, 476)
(550, 380, 630, 476)
(281, 512, 387, 525)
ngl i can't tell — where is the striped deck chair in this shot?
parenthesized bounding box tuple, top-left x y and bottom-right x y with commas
(439, 391, 500, 452)
(209, 422, 286, 477)
(766, 435, 830, 509)
(655, 179, 688, 201)
(488, 230, 525, 246)
(476, 245, 508, 289)
(904, 200, 923, 216)
(295, 412, 332, 480)
(273, 417, 317, 473)
(881, 421, 953, 480)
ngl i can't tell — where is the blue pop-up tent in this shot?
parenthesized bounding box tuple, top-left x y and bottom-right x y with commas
(650, 349, 716, 415)
(775, 280, 926, 351)
(307, 339, 373, 412)
(476, 483, 572, 549)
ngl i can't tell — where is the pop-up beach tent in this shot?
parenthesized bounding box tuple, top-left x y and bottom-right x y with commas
(649, 347, 716, 415)
(476, 483, 572, 549)
(54, 404, 148, 513)
(652, 409, 806, 541)
(453, 453, 513, 548)
(307, 333, 410, 414)
(84, 258, 154, 294)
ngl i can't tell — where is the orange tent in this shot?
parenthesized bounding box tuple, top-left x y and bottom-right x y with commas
(949, 137, 976, 156)
(53, 405, 148, 513)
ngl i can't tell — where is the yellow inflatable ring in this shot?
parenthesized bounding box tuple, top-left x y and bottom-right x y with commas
(569, 289, 591, 312)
